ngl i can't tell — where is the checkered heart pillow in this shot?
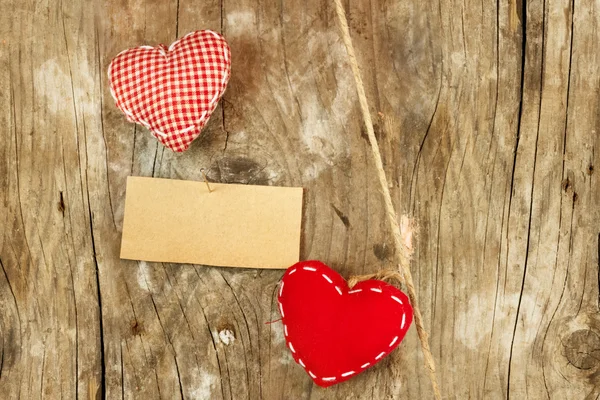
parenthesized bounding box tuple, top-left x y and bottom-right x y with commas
(108, 30, 231, 152)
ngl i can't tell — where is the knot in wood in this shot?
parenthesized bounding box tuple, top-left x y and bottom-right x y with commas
(564, 329, 600, 370)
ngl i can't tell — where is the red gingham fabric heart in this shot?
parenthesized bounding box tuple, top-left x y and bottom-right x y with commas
(278, 260, 413, 387)
(108, 30, 231, 152)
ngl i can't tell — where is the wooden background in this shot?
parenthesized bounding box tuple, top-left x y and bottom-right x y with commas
(1, 0, 600, 398)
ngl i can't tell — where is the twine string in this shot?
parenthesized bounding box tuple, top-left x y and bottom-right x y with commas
(332, 1, 441, 398)
(347, 270, 404, 290)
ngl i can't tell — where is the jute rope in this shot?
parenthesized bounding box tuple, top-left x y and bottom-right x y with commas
(347, 270, 405, 290)
(332, 1, 441, 398)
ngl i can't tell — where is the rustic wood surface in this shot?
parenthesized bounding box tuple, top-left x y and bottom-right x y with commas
(1, 0, 600, 398)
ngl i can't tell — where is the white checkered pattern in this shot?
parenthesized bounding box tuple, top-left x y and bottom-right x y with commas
(108, 30, 231, 152)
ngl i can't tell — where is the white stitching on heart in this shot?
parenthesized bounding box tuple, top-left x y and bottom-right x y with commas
(180, 125, 196, 134)
(193, 111, 208, 129)
(138, 118, 168, 139)
(120, 107, 137, 123)
(279, 263, 409, 383)
(138, 118, 150, 128)
(168, 40, 181, 52)
(208, 30, 221, 40)
(168, 32, 195, 52)
(153, 129, 168, 138)
(223, 47, 230, 64)
(210, 92, 219, 105)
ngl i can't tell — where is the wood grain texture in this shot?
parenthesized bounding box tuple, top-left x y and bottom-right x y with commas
(1, 0, 599, 398)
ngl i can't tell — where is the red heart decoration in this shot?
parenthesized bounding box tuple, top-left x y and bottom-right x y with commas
(108, 30, 231, 152)
(278, 260, 413, 387)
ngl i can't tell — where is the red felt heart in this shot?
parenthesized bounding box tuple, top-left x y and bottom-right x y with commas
(108, 30, 231, 152)
(278, 260, 413, 387)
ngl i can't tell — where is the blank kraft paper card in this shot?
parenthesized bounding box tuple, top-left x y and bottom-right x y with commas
(120, 176, 303, 269)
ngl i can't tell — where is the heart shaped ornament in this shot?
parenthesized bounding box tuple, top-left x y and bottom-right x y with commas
(278, 260, 413, 387)
(108, 30, 231, 152)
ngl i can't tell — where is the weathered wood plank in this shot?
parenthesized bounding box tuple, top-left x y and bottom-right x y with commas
(2, 0, 600, 398)
(0, 0, 103, 398)
(506, 0, 600, 397)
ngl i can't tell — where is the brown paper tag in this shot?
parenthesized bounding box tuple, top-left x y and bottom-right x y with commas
(120, 176, 303, 269)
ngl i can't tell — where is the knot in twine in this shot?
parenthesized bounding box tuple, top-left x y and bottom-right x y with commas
(332, 0, 441, 398)
(347, 270, 405, 290)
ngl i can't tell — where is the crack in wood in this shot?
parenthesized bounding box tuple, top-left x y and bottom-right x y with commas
(57, 191, 65, 215)
(331, 204, 350, 228)
(506, 0, 529, 396)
